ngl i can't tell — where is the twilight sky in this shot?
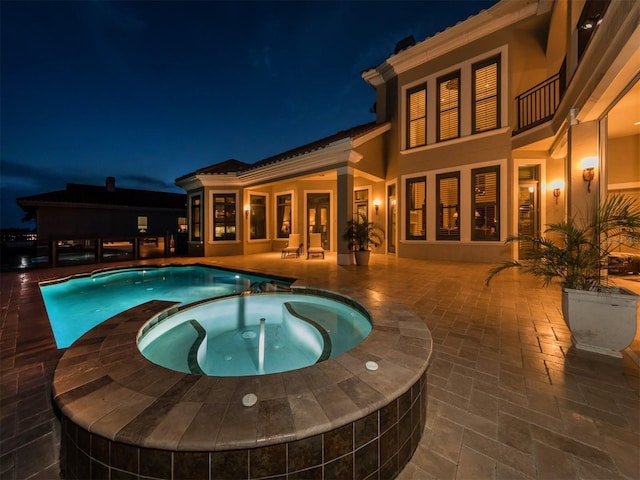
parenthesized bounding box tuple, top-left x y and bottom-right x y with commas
(1, 0, 497, 229)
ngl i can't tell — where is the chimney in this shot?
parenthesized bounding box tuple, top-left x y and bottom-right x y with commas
(106, 176, 116, 192)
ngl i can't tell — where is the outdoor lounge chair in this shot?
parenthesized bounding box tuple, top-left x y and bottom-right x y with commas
(306, 233, 325, 259)
(281, 233, 302, 258)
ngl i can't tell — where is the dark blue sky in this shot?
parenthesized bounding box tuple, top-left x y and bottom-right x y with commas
(1, 0, 497, 229)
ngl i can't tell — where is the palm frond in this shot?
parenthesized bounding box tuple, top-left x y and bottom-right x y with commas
(486, 194, 640, 290)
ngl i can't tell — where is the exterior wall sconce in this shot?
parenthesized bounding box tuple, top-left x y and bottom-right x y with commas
(549, 180, 564, 204)
(373, 199, 381, 215)
(244, 205, 251, 219)
(581, 156, 598, 192)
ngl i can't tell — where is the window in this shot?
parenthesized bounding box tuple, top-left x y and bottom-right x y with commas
(213, 193, 236, 241)
(436, 172, 460, 240)
(355, 189, 368, 219)
(137, 216, 148, 233)
(406, 177, 426, 240)
(407, 84, 427, 148)
(190, 196, 201, 241)
(249, 194, 266, 240)
(473, 56, 500, 133)
(437, 72, 460, 141)
(276, 194, 292, 239)
(472, 166, 500, 241)
(178, 216, 187, 233)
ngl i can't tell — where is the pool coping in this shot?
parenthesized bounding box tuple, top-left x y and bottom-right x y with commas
(52, 287, 433, 452)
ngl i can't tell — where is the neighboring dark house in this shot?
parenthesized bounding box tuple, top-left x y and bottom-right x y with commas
(17, 177, 187, 240)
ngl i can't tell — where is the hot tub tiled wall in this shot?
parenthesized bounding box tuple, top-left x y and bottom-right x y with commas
(53, 293, 432, 480)
(60, 372, 426, 480)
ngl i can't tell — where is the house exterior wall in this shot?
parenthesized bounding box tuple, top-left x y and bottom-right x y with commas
(369, 0, 638, 264)
(353, 133, 387, 180)
(376, 16, 538, 262)
(609, 135, 640, 186)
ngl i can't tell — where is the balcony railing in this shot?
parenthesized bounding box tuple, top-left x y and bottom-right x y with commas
(514, 65, 565, 134)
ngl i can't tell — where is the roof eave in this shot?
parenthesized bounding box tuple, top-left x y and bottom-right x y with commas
(364, 0, 544, 85)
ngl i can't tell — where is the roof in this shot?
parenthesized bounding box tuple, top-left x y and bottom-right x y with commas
(175, 158, 251, 182)
(178, 121, 382, 181)
(246, 121, 381, 172)
(17, 182, 186, 210)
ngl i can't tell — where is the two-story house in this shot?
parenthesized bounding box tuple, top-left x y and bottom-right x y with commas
(176, 0, 639, 266)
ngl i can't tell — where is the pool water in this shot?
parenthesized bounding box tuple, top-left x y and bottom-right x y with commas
(40, 265, 291, 348)
(138, 291, 372, 376)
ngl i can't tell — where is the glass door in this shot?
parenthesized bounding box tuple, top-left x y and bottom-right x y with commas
(387, 184, 396, 253)
(307, 193, 330, 250)
(518, 166, 540, 259)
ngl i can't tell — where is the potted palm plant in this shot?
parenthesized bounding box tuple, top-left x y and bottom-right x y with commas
(342, 213, 385, 266)
(486, 194, 640, 357)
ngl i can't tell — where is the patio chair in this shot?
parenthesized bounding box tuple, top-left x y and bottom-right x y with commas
(281, 233, 302, 258)
(306, 233, 325, 259)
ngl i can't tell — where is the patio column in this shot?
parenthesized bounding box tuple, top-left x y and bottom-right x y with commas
(567, 118, 599, 221)
(337, 166, 354, 265)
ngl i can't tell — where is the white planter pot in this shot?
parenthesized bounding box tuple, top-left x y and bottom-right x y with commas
(354, 250, 371, 266)
(562, 287, 639, 358)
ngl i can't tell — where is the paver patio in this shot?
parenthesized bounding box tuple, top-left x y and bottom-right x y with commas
(1, 254, 638, 479)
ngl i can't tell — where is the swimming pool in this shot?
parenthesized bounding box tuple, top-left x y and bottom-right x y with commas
(39, 264, 293, 348)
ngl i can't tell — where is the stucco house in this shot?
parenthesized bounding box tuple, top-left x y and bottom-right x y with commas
(176, 0, 639, 266)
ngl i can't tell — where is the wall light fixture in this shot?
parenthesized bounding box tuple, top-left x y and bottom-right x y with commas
(373, 199, 381, 215)
(549, 180, 564, 204)
(581, 156, 598, 192)
(244, 205, 251, 219)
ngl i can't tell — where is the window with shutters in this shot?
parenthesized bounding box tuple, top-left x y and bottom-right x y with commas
(436, 172, 460, 240)
(213, 193, 236, 241)
(472, 166, 500, 241)
(407, 85, 427, 148)
(190, 195, 201, 241)
(473, 56, 500, 133)
(437, 72, 460, 142)
(249, 194, 266, 240)
(406, 177, 426, 240)
(137, 216, 148, 233)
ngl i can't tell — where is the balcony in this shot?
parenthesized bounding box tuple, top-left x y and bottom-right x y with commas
(514, 64, 566, 134)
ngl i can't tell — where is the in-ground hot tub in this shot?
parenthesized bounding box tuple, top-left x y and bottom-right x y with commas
(138, 290, 372, 376)
(53, 287, 432, 480)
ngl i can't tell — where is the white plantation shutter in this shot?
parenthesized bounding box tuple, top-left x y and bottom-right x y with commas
(472, 166, 500, 241)
(406, 177, 426, 239)
(408, 86, 426, 148)
(437, 173, 460, 239)
(473, 58, 499, 133)
(438, 74, 460, 141)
